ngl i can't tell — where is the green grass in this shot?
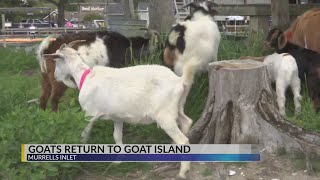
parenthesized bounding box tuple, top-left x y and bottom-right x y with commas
(0, 34, 319, 179)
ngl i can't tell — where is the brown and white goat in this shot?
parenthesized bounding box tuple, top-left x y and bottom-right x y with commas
(266, 28, 320, 112)
(285, 8, 320, 53)
(37, 30, 159, 112)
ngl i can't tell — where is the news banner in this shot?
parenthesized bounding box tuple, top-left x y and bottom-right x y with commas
(21, 144, 261, 162)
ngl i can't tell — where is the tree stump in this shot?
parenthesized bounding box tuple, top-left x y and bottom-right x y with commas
(188, 60, 320, 157)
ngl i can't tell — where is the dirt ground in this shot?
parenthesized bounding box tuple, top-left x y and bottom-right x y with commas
(78, 152, 320, 180)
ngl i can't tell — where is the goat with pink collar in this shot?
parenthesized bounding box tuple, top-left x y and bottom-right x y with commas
(44, 40, 199, 179)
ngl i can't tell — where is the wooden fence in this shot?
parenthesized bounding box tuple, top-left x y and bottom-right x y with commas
(216, 4, 320, 33)
(1, 3, 320, 47)
(0, 18, 148, 47)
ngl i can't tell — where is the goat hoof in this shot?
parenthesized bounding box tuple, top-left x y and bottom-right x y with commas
(80, 134, 88, 143)
(177, 173, 187, 179)
(80, 139, 87, 144)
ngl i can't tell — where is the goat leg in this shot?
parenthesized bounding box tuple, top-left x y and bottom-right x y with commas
(80, 114, 103, 143)
(112, 121, 124, 164)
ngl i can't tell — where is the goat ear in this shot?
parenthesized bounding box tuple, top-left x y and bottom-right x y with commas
(278, 33, 287, 49)
(43, 53, 64, 61)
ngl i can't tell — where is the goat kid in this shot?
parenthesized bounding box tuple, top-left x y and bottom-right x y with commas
(241, 53, 301, 116)
(44, 41, 199, 179)
(163, 0, 221, 75)
(37, 30, 159, 112)
(266, 28, 320, 112)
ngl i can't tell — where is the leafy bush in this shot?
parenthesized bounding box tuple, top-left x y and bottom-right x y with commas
(83, 13, 104, 22)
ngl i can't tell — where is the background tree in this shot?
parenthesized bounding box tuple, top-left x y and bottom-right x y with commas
(148, 0, 175, 33)
(45, 0, 67, 27)
(0, 0, 28, 7)
(44, 0, 83, 27)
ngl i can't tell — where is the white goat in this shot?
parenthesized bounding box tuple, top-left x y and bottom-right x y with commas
(163, 0, 221, 75)
(242, 53, 302, 116)
(44, 41, 199, 179)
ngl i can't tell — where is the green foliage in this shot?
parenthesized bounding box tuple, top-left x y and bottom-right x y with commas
(83, 13, 104, 22)
(0, 33, 319, 179)
(13, 15, 23, 23)
(0, 0, 25, 7)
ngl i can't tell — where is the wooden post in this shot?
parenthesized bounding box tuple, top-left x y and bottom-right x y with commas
(129, 0, 135, 18)
(249, 16, 270, 33)
(1, 14, 6, 48)
(271, 0, 290, 30)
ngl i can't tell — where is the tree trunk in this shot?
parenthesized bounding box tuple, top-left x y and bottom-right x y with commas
(271, 0, 290, 30)
(57, 0, 65, 27)
(188, 60, 320, 157)
(148, 0, 175, 33)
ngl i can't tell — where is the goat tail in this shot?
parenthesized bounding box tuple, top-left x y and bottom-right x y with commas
(37, 35, 55, 72)
(181, 59, 200, 86)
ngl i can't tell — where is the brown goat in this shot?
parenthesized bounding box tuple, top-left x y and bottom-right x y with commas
(285, 8, 320, 53)
(38, 30, 159, 112)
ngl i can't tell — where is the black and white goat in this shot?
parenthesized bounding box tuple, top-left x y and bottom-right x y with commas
(37, 30, 159, 112)
(44, 40, 199, 179)
(163, 0, 221, 75)
(266, 28, 320, 112)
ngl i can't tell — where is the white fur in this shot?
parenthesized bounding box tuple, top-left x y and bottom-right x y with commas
(37, 36, 109, 73)
(77, 37, 109, 68)
(263, 53, 302, 116)
(37, 35, 55, 72)
(171, 11, 221, 76)
(50, 46, 199, 179)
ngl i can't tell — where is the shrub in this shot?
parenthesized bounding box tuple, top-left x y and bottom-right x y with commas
(83, 13, 104, 22)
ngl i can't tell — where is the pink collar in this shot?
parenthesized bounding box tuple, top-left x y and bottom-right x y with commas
(79, 69, 91, 91)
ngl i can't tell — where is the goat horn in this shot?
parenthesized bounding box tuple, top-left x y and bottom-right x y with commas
(67, 40, 86, 48)
(59, 43, 67, 51)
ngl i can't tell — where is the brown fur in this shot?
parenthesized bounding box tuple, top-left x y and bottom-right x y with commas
(163, 47, 179, 70)
(278, 33, 288, 50)
(40, 56, 68, 112)
(285, 8, 320, 53)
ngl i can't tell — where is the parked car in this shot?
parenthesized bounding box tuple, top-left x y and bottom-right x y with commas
(93, 20, 106, 28)
(18, 19, 51, 28)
